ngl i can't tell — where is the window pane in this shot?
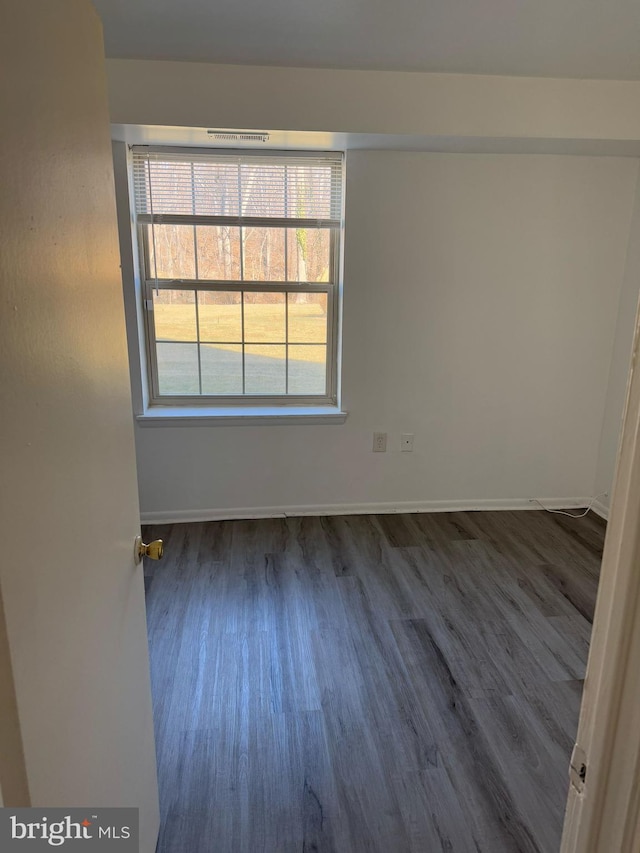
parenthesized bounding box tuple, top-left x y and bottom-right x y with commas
(198, 291, 241, 342)
(287, 293, 328, 343)
(244, 292, 285, 343)
(240, 163, 286, 217)
(245, 345, 286, 394)
(286, 228, 331, 282)
(146, 160, 195, 214)
(201, 344, 242, 395)
(286, 164, 336, 220)
(196, 226, 241, 280)
(193, 162, 239, 217)
(154, 289, 197, 342)
(147, 224, 196, 279)
(156, 342, 199, 395)
(242, 227, 286, 281)
(288, 345, 327, 395)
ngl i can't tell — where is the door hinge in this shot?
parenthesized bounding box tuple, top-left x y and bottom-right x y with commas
(570, 744, 587, 793)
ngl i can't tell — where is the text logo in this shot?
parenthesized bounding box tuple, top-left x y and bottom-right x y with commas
(0, 808, 138, 850)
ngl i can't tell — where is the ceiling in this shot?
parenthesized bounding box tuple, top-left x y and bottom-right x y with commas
(93, 0, 640, 81)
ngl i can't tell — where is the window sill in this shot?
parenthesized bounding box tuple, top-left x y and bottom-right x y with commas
(135, 405, 348, 427)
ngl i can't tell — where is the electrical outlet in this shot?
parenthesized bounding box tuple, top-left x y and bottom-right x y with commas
(401, 433, 414, 452)
(373, 432, 387, 452)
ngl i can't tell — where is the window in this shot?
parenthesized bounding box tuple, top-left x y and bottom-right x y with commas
(131, 147, 344, 407)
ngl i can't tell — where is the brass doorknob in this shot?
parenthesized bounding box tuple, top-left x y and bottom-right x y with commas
(134, 535, 164, 564)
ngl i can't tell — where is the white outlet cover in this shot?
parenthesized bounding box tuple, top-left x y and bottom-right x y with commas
(373, 432, 387, 452)
(401, 433, 414, 451)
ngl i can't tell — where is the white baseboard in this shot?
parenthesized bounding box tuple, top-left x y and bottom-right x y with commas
(140, 496, 594, 525)
(590, 498, 610, 520)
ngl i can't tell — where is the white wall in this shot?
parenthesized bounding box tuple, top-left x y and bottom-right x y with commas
(106, 60, 640, 143)
(128, 151, 638, 520)
(594, 170, 640, 512)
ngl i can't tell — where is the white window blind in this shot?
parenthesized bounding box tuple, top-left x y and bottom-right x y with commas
(132, 148, 343, 225)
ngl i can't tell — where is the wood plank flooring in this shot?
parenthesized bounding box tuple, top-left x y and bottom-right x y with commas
(143, 509, 605, 853)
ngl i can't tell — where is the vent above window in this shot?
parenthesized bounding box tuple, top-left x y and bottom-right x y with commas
(207, 130, 270, 143)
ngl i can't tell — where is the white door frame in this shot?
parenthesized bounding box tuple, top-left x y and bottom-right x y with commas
(561, 294, 640, 851)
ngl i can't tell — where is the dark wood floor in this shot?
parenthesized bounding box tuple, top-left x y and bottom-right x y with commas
(143, 509, 605, 853)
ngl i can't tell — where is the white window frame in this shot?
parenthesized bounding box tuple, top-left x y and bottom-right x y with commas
(131, 145, 344, 410)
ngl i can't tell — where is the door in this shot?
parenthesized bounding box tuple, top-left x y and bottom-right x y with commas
(0, 2, 159, 851)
